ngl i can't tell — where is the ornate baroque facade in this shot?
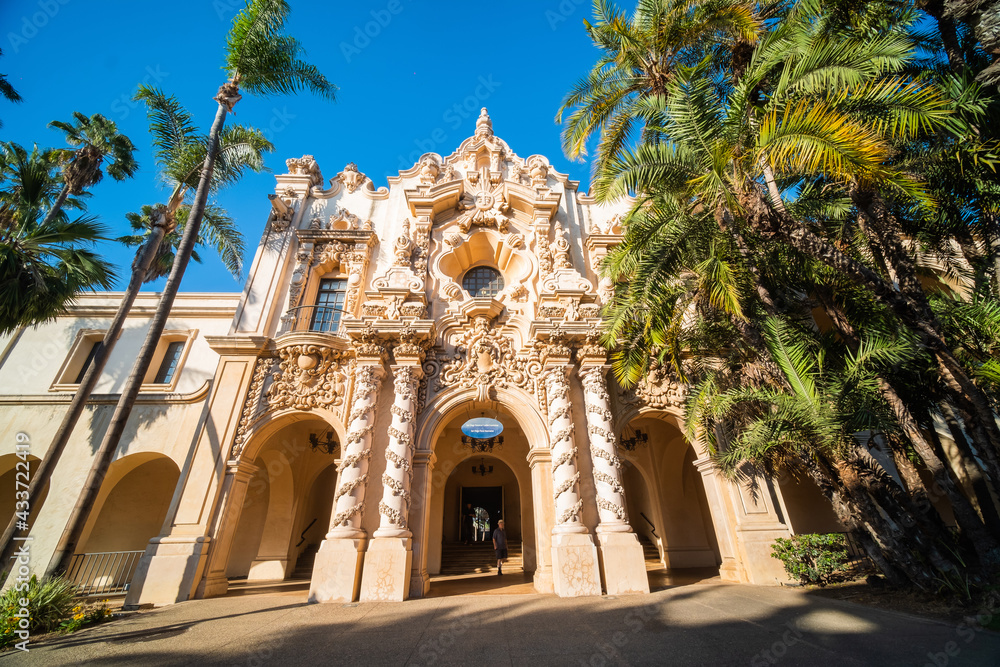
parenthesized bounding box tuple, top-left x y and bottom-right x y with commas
(1, 110, 824, 606)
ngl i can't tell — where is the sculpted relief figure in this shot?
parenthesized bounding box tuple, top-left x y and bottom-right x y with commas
(529, 156, 548, 188)
(337, 162, 366, 193)
(418, 156, 440, 185)
(457, 188, 510, 234)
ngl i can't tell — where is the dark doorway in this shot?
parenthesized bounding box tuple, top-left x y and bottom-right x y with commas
(460, 486, 503, 543)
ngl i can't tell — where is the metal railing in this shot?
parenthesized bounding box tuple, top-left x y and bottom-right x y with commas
(65, 551, 144, 596)
(279, 305, 347, 336)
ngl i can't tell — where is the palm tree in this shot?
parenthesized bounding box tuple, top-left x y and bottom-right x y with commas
(44, 0, 335, 576)
(0, 90, 271, 573)
(0, 142, 115, 334)
(0, 47, 23, 129)
(42, 112, 139, 227)
(556, 0, 761, 178)
(571, 1, 1000, 586)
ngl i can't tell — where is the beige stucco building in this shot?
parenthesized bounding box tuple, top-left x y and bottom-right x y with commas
(0, 109, 846, 606)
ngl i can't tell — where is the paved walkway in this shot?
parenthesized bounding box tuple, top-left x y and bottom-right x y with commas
(5, 575, 999, 666)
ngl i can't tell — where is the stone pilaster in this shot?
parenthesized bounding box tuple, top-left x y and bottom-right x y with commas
(544, 364, 601, 597)
(579, 364, 649, 594)
(194, 461, 260, 600)
(309, 359, 384, 603)
(360, 362, 422, 601)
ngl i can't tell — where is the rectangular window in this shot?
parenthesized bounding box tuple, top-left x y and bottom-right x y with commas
(74, 341, 103, 384)
(153, 341, 186, 384)
(310, 279, 346, 332)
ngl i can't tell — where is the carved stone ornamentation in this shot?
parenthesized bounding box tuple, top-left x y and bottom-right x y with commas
(336, 162, 367, 193)
(393, 219, 414, 267)
(266, 345, 346, 411)
(545, 366, 586, 531)
(230, 357, 273, 460)
(552, 222, 573, 269)
(474, 107, 493, 139)
(329, 364, 385, 536)
(528, 156, 548, 188)
(580, 366, 629, 526)
(418, 157, 440, 186)
(285, 155, 323, 186)
(457, 185, 510, 234)
(622, 359, 687, 410)
(394, 324, 426, 359)
(436, 316, 535, 401)
(354, 323, 388, 359)
(375, 364, 423, 536)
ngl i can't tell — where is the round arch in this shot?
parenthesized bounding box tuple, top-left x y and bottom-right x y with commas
(415, 385, 549, 455)
(0, 453, 48, 535)
(239, 406, 347, 464)
(78, 453, 181, 554)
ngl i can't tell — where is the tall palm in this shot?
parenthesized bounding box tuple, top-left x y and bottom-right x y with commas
(0, 47, 23, 129)
(0, 142, 114, 334)
(45, 0, 335, 576)
(556, 0, 761, 178)
(0, 90, 271, 573)
(42, 112, 138, 227)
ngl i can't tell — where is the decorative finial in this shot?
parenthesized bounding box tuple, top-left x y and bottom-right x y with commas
(475, 107, 493, 138)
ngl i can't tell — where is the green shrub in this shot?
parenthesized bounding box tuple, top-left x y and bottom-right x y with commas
(771, 533, 850, 586)
(0, 575, 76, 648)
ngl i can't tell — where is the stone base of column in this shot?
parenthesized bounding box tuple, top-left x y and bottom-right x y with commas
(247, 558, 289, 581)
(532, 567, 554, 594)
(409, 567, 430, 598)
(551, 533, 602, 597)
(308, 537, 366, 603)
(359, 537, 412, 601)
(719, 556, 744, 583)
(596, 532, 650, 595)
(123, 536, 210, 608)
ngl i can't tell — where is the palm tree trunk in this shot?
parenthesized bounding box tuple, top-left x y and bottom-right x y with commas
(39, 183, 71, 227)
(0, 217, 168, 571)
(759, 172, 1000, 468)
(938, 398, 1000, 530)
(44, 99, 230, 577)
(814, 286, 1000, 567)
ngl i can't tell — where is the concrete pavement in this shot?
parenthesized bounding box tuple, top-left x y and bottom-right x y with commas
(4, 576, 999, 666)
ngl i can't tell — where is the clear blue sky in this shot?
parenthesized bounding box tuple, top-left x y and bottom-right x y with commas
(0, 0, 603, 292)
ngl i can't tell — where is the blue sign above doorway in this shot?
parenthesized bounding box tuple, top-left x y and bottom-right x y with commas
(461, 417, 504, 439)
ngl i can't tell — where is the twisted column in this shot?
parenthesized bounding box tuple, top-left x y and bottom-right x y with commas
(580, 365, 631, 532)
(374, 364, 422, 537)
(545, 366, 586, 533)
(329, 363, 384, 538)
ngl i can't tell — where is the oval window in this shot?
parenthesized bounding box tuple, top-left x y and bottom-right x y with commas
(462, 266, 504, 298)
(461, 417, 504, 439)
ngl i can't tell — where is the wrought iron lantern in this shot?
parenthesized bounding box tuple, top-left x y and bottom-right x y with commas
(472, 458, 494, 477)
(619, 425, 648, 452)
(461, 432, 504, 453)
(309, 430, 339, 455)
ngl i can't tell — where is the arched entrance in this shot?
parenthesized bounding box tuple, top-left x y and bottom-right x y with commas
(72, 453, 180, 594)
(205, 412, 344, 593)
(439, 455, 523, 576)
(417, 395, 543, 596)
(620, 415, 721, 584)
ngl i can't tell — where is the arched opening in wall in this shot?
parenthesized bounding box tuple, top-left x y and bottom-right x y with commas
(71, 453, 180, 595)
(0, 454, 49, 540)
(622, 416, 721, 586)
(425, 403, 536, 596)
(224, 416, 343, 590)
(289, 462, 338, 579)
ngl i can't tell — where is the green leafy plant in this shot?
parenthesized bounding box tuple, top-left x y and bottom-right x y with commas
(0, 575, 75, 647)
(771, 533, 850, 586)
(58, 600, 111, 634)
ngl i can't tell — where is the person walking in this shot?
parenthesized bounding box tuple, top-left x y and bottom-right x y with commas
(492, 519, 507, 576)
